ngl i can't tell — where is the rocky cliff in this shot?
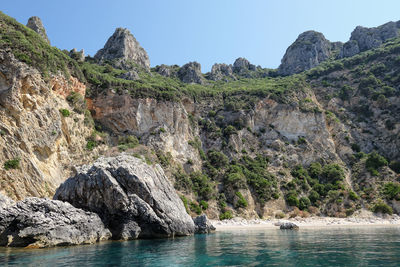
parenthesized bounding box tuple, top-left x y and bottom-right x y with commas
(1, 12, 399, 222)
(0, 50, 103, 200)
(340, 21, 400, 58)
(278, 31, 340, 76)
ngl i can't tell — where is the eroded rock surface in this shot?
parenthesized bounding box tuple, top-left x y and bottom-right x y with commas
(0, 197, 111, 248)
(0, 50, 98, 200)
(340, 21, 400, 58)
(154, 64, 178, 78)
(209, 63, 235, 81)
(233, 57, 256, 74)
(178, 62, 205, 84)
(54, 154, 195, 240)
(26, 16, 50, 44)
(94, 28, 150, 70)
(278, 31, 338, 75)
(0, 193, 15, 209)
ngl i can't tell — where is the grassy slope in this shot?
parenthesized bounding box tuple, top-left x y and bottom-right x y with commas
(0, 12, 84, 81)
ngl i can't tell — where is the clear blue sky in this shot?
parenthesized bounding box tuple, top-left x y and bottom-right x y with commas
(2, 0, 400, 72)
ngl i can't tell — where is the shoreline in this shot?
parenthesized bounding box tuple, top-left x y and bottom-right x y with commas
(211, 216, 400, 230)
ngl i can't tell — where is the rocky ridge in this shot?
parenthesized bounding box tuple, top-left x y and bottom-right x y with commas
(340, 21, 400, 58)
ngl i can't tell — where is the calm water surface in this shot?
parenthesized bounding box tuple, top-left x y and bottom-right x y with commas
(1, 226, 400, 266)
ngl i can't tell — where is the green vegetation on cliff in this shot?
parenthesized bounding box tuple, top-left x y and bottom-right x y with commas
(0, 12, 84, 80)
(2, 11, 399, 220)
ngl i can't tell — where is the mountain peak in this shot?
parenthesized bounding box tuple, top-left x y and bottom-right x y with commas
(94, 27, 150, 70)
(278, 30, 337, 76)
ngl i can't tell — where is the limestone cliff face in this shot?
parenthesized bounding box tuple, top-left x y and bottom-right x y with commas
(88, 88, 352, 218)
(88, 93, 201, 167)
(252, 99, 338, 165)
(0, 50, 99, 200)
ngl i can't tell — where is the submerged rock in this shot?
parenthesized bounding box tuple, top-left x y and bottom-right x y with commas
(279, 222, 299, 230)
(193, 214, 216, 234)
(54, 154, 195, 240)
(0, 197, 111, 248)
(26, 16, 50, 44)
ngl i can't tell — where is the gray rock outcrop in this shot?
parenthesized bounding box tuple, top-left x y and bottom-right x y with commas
(340, 21, 400, 58)
(177, 62, 205, 84)
(279, 221, 299, 230)
(154, 64, 178, 78)
(209, 63, 235, 81)
(94, 28, 150, 70)
(0, 197, 111, 248)
(340, 40, 360, 58)
(54, 154, 195, 240)
(26, 16, 50, 44)
(233, 57, 256, 75)
(118, 70, 140, 80)
(0, 193, 15, 209)
(193, 214, 216, 234)
(278, 31, 335, 76)
(69, 48, 85, 62)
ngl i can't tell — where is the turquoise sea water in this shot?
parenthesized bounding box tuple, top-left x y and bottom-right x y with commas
(1, 226, 400, 266)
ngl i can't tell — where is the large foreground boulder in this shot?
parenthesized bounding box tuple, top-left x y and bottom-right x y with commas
(0, 197, 111, 248)
(54, 154, 195, 240)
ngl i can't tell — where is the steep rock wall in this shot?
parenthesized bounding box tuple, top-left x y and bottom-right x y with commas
(0, 51, 98, 200)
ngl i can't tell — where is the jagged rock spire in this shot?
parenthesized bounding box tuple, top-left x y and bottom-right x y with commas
(94, 28, 150, 70)
(26, 16, 50, 44)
